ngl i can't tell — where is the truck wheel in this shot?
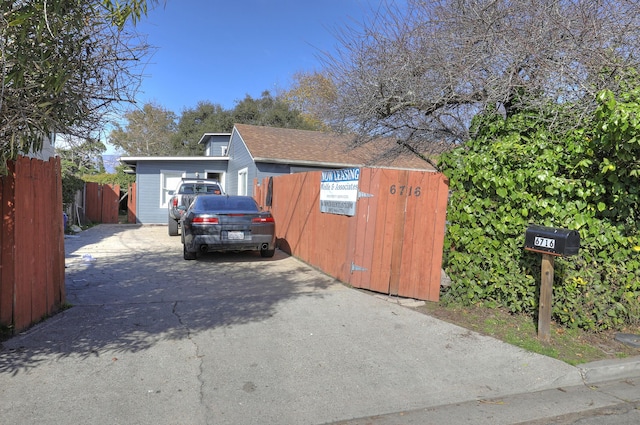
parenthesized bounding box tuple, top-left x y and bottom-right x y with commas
(168, 217, 179, 236)
(183, 244, 197, 260)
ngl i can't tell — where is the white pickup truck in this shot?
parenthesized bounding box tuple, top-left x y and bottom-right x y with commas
(167, 178, 223, 236)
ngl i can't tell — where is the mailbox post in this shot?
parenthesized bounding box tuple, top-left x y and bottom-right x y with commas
(524, 225, 580, 341)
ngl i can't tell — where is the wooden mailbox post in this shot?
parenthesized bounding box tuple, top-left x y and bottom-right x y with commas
(524, 225, 580, 342)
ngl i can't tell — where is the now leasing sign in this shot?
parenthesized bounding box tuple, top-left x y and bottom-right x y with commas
(320, 168, 360, 216)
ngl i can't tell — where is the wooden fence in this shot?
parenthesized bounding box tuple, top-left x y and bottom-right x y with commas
(85, 182, 120, 224)
(127, 182, 137, 224)
(254, 167, 449, 301)
(0, 156, 65, 333)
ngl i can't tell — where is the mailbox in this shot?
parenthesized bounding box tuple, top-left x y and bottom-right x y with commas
(524, 225, 580, 257)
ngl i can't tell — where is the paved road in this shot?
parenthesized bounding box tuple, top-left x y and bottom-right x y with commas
(0, 225, 638, 424)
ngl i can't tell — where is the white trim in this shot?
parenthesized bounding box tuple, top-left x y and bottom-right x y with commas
(197, 132, 232, 145)
(160, 170, 184, 208)
(204, 170, 226, 193)
(120, 156, 229, 161)
(237, 167, 248, 196)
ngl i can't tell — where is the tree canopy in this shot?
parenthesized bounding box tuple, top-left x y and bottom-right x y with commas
(282, 71, 336, 131)
(57, 135, 106, 175)
(171, 101, 233, 156)
(109, 102, 178, 156)
(0, 0, 159, 173)
(316, 0, 640, 154)
(231, 91, 319, 130)
(110, 91, 322, 156)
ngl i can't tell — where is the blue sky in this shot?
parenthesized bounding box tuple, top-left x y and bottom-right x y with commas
(132, 0, 386, 114)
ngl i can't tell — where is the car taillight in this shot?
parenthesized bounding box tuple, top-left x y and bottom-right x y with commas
(252, 216, 275, 223)
(172, 197, 177, 207)
(192, 217, 219, 224)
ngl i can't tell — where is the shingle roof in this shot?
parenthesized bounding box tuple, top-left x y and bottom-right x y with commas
(233, 124, 436, 171)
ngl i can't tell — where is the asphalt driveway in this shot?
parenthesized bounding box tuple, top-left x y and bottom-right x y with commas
(0, 224, 608, 424)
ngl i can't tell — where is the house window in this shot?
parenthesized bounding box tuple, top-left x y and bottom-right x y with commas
(238, 168, 248, 196)
(221, 146, 228, 156)
(160, 170, 184, 207)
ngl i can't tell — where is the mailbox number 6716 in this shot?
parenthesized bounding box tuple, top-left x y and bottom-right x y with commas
(534, 236, 555, 249)
(390, 185, 421, 197)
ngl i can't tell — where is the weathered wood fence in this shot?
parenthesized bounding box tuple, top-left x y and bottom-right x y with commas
(85, 182, 120, 224)
(254, 167, 449, 301)
(127, 182, 137, 224)
(1, 156, 65, 333)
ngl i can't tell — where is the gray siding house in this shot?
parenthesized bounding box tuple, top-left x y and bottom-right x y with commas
(121, 125, 434, 224)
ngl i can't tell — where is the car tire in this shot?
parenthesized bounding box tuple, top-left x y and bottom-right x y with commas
(260, 248, 275, 258)
(168, 216, 179, 236)
(183, 244, 197, 260)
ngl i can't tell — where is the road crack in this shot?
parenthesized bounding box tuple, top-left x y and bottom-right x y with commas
(172, 301, 207, 412)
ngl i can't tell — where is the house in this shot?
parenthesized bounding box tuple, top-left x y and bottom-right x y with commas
(27, 133, 57, 160)
(120, 124, 435, 224)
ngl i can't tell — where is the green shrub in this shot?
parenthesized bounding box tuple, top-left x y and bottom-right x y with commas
(439, 88, 640, 331)
(61, 173, 85, 205)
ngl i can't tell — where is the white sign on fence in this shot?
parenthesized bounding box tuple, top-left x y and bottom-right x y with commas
(320, 168, 360, 216)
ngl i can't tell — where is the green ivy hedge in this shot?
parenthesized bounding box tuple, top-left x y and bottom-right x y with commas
(439, 89, 640, 331)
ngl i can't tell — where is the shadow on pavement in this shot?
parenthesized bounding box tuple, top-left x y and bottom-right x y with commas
(0, 225, 336, 375)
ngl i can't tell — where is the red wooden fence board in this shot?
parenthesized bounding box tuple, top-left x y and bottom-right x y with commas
(85, 182, 100, 222)
(128, 183, 137, 223)
(32, 158, 47, 324)
(14, 157, 32, 330)
(399, 171, 434, 299)
(350, 168, 374, 291)
(374, 170, 394, 291)
(102, 184, 120, 224)
(0, 161, 16, 325)
(46, 159, 56, 312)
(384, 170, 403, 292)
(54, 157, 65, 307)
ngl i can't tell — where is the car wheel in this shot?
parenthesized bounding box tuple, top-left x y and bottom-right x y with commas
(168, 217, 179, 236)
(183, 243, 197, 260)
(260, 248, 275, 258)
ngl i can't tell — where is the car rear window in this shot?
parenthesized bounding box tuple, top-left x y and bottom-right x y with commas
(179, 185, 195, 194)
(198, 196, 259, 212)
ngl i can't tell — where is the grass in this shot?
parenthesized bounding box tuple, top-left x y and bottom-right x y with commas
(414, 301, 640, 365)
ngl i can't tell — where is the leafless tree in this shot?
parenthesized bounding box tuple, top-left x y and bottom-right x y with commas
(321, 0, 640, 154)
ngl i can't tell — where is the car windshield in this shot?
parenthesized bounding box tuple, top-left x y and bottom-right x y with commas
(197, 196, 259, 212)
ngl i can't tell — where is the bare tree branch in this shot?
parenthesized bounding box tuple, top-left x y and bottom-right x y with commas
(320, 0, 640, 155)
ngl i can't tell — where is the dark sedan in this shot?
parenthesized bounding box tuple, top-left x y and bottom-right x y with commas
(181, 195, 276, 260)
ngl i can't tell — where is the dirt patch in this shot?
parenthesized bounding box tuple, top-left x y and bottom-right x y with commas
(411, 301, 640, 365)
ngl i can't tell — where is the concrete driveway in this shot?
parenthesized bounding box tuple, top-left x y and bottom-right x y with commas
(0, 224, 621, 424)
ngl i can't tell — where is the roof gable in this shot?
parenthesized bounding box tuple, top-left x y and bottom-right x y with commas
(232, 124, 435, 171)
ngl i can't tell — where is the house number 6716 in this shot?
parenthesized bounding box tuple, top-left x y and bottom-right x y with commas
(389, 185, 421, 197)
